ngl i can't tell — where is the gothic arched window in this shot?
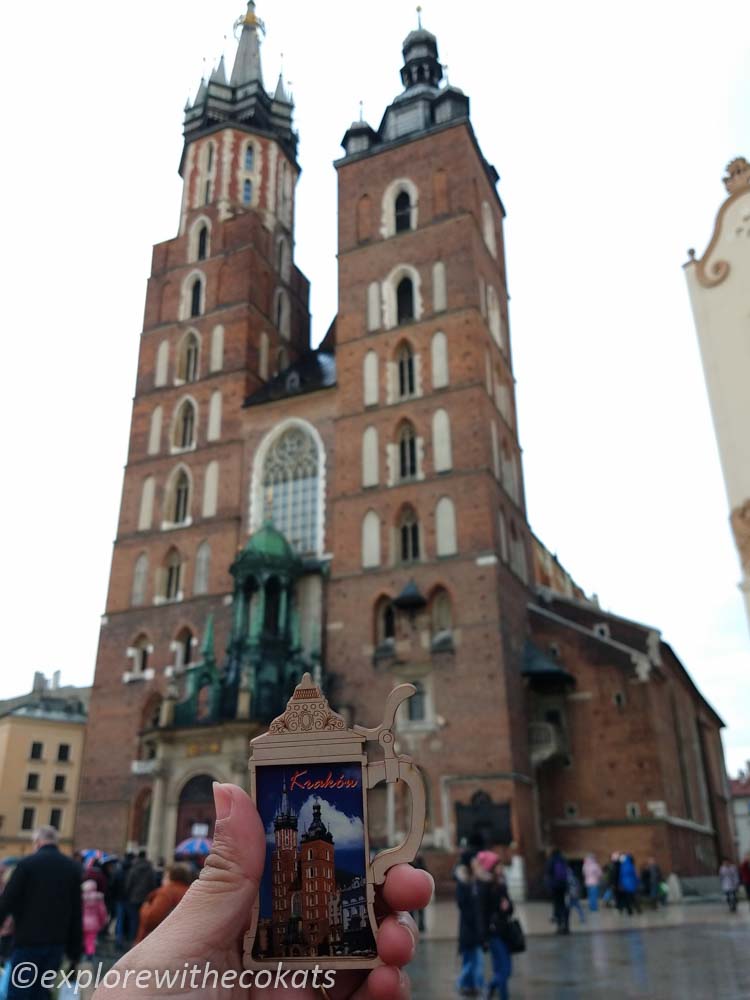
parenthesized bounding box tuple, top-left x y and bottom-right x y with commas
(178, 332, 200, 383)
(194, 541, 211, 594)
(408, 681, 426, 722)
(164, 549, 183, 601)
(173, 470, 190, 524)
(190, 278, 203, 318)
(398, 422, 417, 481)
(243, 178, 253, 205)
(197, 226, 208, 261)
(395, 191, 412, 233)
(245, 145, 255, 171)
(262, 427, 320, 555)
(397, 343, 415, 398)
(396, 277, 414, 324)
(131, 553, 149, 607)
(174, 400, 196, 449)
(398, 507, 420, 563)
(375, 597, 395, 646)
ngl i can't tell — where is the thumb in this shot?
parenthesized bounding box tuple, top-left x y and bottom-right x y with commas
(158, 782, 266, 956)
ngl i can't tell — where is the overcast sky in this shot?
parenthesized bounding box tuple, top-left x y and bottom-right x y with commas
(2, 1, 748, 772)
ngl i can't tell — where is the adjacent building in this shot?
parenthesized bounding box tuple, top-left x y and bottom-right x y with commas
(77, 2, 735, 889)
(685, 157, 750, 632)
(731, 770, 750, 860)
(0, 673, 89, 857)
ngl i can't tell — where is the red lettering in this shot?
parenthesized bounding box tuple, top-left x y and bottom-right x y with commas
(287, 769, 359, 792)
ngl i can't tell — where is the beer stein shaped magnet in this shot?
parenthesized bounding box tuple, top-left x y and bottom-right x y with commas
(243, 673, 425, 971)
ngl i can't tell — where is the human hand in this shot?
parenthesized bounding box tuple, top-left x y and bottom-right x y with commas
(94, 783, 432, 1000)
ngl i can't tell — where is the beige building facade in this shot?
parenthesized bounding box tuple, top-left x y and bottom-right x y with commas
(685, 157, 750, 631)
(0, 676, 88, 857)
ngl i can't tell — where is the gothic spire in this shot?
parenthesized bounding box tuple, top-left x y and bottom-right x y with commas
(210, 55, 227, 86)
(231, 1, 265, 88)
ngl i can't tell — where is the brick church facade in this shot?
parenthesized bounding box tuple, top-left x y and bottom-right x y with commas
(77, 3, 735, 890)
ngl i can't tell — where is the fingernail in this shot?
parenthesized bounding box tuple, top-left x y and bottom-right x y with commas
(213, 782, 233, 821)
(396, 913, 417, 950)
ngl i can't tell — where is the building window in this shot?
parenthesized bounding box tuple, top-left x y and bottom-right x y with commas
(54, 775, 66, 793)
(564, 803, 579, 819)
(363, 350, 379, 405)
(21, 807, 35, 831)
(190, 278, 203, 318)
(197, 226, 208, 261)
(396, 277, 414, 324)
(397, 344, 415, 398)
(398, 507, 420, 563)
(481, 201, 498, 259)
(57, 744, 70, 763)
(30, 742, 43, 761)
(243, 178, 253, 204)
(262, 427, 320, 555)
(245, 145, 254, 171)
(176, 627, 194, 668)
(375, 598, 396, 646)
(395, 191, 412, 233)
(174, 400, 196, 449)
(165, 550, 183, 601)
(132, 635, 150, 673)
(398, 422, 418, 480)
(26, 773, 39, 792)
(49, 808, 62, 830)
(178, 332, 200, 383)
(626, 802, 641, 819)
(408, 681, 426, 722)
(173, 470, 190, 523)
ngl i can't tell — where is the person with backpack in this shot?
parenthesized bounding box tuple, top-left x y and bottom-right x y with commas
(544, 848, 570, 934)
(618, 854, 640, 915)
(473, 851, 514, 1000)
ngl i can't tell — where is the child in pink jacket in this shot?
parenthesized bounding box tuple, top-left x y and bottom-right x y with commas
(81, 878, 108, 959)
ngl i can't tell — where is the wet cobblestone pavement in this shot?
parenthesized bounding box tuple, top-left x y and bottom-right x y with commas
(410, 922, 750, 999)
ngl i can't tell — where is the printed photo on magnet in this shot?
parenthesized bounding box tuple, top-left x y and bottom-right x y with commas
(243, 673, 426, 971)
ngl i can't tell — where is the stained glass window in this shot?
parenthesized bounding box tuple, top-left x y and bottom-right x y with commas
(262, 428, 320, 554)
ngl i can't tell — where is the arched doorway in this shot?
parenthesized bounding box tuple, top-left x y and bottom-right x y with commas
(175, 774, 216, 846)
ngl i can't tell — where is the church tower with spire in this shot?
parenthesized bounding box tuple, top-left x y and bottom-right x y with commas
(327, 19, 536, 861)
(77, 2, 311, 852)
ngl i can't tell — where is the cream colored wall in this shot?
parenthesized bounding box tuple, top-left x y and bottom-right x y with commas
(686, 185, 750, 625)
(0, 715, 86, 856)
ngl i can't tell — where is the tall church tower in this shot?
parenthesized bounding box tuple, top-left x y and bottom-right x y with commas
(327, 24, 536, 865)
(77, 2, 310, 850)
(685, 157, 750, 633)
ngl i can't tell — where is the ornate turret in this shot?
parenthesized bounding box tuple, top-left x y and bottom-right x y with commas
(181, 2, 296, 165)
(274, 774, 298, 831)
(340, 14, 469, 160)
(301, 800, 334, 844)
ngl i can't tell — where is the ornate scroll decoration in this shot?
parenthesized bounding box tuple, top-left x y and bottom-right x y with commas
(268, 672, 347, 734)
(730, 500, 750, 574)
(691, 157, 750, 289)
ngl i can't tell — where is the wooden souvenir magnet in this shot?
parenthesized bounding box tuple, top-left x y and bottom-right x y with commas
(243, 672, 426, 971)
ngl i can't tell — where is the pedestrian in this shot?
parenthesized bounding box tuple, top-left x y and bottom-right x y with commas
(474, 851, 513, 1000)
(739, 852, 750, 905)
(81, 878, 108, 960)
(135, 864, 192, 943)
(0, 825, 82, 1000)
(0, 864, 15, 962)
(566, 866, 586, 924)
(454, 850, 483, 997)
(582, 854, 602, 912)
(544, 847, 570, 934)
(112, 852, 134, 948)
(641, 857, 662, 909)
(618, 854, 640, 915)
(124, 850, 155, 946)
(718, 859, 740, 913)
